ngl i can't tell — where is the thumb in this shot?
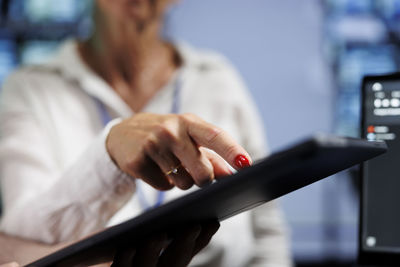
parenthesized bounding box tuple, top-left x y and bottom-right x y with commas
(200, 148, 233, 179)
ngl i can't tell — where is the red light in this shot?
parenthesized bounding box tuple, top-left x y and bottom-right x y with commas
(367, 125, 375, 133)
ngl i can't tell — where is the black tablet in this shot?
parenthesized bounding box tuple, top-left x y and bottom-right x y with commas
(28, 134, 387, 267)
(358, 73, 400, 266)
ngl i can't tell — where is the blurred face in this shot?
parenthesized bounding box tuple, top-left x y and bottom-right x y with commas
(96, 0, 177, 27)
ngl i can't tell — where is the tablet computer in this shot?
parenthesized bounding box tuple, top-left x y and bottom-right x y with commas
(358, 73, 400, 266)
(28, 134, 387, 267)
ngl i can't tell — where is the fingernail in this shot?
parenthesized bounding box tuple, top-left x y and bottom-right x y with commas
(234, 154, 251, 169)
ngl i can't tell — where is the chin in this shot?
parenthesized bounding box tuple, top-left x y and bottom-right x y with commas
(124, 3, 151, 20)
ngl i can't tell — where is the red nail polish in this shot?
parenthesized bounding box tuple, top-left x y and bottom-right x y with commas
(234, 155, 251, 169)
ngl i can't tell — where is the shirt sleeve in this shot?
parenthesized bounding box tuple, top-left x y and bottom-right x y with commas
(0, 74, 135, 244)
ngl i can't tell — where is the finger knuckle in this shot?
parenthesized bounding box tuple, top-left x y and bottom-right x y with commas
(194, 163, 214, 185)
(155, 123, 178, 143)
(224, 144, 238, 159)
(180, 113, 198, 123)
(143, 135, 159, 155)
(204, 126, 223, 145)
(124, 157, 143, 175)
(174, 140, 191, 154)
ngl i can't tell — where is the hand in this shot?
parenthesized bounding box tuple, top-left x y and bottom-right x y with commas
(111, 221, 220, 267)
(106, 113, 252, 190)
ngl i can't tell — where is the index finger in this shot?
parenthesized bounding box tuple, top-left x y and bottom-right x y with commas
(183, 114, 252, 170)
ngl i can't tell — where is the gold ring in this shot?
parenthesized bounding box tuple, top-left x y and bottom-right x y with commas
(165, 164, 180, 176)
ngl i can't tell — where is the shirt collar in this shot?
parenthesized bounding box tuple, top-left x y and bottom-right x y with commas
(46, 40, 132, 117)
(45, 40, 197, 117)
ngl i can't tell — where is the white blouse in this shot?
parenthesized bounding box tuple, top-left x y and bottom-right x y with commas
(0, 40, 292, 267)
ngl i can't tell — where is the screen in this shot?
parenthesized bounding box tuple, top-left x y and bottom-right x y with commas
(361, 76, 400, 256)
(8, 0, 88, 23)
(0, 38, 17, 84)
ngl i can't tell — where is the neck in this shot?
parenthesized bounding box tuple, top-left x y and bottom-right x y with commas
(82, 19, 175, 86)
(78, 19, 181, 111)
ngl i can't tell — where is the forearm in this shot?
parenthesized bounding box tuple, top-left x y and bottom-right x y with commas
(1, 132, 135, 244)
(0, 232, 67, 266)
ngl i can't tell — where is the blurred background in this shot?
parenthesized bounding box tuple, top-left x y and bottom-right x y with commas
(0, 0, 399, 266)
